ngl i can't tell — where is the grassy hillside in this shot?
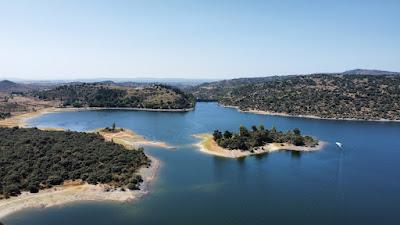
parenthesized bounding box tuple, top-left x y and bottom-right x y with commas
(190, 74, 400, 120)
(0, 127, 150, 198)
(35, 83, 195, 110)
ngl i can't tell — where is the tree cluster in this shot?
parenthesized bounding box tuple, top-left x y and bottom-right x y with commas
(213, 125, 318, 151)
(0, 127, 150, 198)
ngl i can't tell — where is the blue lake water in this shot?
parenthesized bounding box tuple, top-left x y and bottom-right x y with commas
(3, 102, 400, 225)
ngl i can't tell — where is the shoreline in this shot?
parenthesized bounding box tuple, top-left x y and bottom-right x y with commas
(0, 106, 194, 128)
(0, 107, 59, 127)
(0, 155, 160, 220)
(219, 104, 400, 123)
(193, 133, 325, 158)
(59, 106, 194, 112)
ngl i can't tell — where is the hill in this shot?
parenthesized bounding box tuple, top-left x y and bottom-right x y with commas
(35, 83, 195, 110)
(0, 80, 25, 93)
(342, 69, 400, 76)
(185, 76, 289, 101)
(190, 74, 400, 121)
(0, 80, 52, 94)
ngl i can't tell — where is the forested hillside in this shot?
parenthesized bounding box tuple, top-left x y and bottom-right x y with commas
(35, 83, 195, 109)
(0, 127, 150, 198)
(190, 74, 400, 120)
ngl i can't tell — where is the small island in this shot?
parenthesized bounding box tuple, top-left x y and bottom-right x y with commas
(194, 125, 322, 158)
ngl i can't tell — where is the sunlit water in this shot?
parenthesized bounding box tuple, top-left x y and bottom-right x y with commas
(4, 102, 400, 225)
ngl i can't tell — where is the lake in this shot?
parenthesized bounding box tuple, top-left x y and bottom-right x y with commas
(3, 102, 400, 225)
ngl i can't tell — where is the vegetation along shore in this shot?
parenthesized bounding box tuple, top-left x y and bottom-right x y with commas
(188, 73, 400, 121)
(0, 126, 160, 219)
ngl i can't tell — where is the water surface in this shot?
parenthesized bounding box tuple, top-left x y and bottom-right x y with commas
(4, 103, 400, 225)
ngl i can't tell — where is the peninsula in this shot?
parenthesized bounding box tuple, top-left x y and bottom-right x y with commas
(95, 125, 174, 149)
(0, 126, 159, 219)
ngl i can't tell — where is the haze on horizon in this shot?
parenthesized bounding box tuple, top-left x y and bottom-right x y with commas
(0, 0, 399, 80)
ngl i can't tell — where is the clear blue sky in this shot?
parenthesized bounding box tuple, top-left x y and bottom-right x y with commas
(0, 0, 399, 80)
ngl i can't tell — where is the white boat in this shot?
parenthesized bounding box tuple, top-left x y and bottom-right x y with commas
(335, 142, 343, 148)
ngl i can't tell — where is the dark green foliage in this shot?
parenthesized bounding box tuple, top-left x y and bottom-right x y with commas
(213, 130, 222, 141)
(191, 74, 400, 120)
(0, 112, 11, 120)
(35, 83, 195, 109)
(239, 126, 250, 137)
(0, 127, 150, 198)
(213, 125, 318, 151)
(223, 130, 232, 139)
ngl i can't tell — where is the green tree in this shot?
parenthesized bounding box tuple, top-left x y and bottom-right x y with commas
(112, 122, 116, 131)
(292, 136, 305, 146)
(213, 130, 222, 141)
(239, 125, 250, 137)
(293, 128, 301, 135)
(223, 130, 232, 139)
(270, 126, 277, 134)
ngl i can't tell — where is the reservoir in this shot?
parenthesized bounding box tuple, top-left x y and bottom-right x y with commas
(4, 102, 400, 225)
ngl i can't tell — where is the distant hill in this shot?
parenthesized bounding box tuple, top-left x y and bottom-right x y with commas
(35, 83, 195, 110)
(184, 76, 290, 101)
(189, 74, 400, 120)
(0, 80, 53, 94)
(342, 69, 400, 76)
(0, 80, 25, 93)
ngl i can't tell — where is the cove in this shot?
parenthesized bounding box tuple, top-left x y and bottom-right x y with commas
(3, 102, 400, 225)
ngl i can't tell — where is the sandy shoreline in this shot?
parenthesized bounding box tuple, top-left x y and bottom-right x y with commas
(220, 104, 400, 123)
(193, 133, 325, 158)
(0, 107, 60, 127)
(94, 128, 175, 149)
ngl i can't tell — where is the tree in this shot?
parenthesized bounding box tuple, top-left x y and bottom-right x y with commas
(28, 184, 39, 193)
(293, 128, 301, 135)
(271, 126, 277, 133)
(251, 125, 258, 132)
(292, 136, 305, 146)
(112, 122, 116, 131)
(223, 130, 232, 139)
(239, 125, 250, 137)
(213, 130, 222, 141)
